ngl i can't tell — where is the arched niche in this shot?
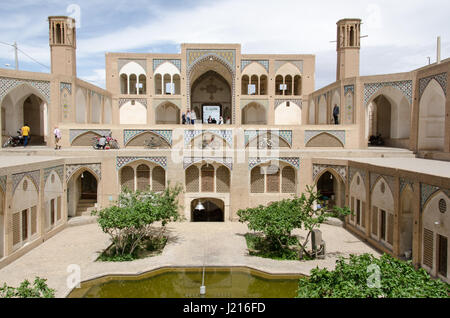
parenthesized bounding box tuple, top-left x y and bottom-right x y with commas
(120, 101, 147, 125)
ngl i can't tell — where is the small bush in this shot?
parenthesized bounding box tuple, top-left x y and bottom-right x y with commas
(245, 233, 299, 260)
(297, 253, 450, 298)
(93, 184, 182, 261)
(0, 277, 55, 298)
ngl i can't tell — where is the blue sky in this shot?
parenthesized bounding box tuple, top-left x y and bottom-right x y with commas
(0, 0, 449, 89)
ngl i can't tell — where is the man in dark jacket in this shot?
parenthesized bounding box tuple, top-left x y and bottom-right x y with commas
(333, 104, 340, 125)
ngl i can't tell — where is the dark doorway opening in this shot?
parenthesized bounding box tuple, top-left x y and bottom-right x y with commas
(317, 171, 335, 209)
(438, 235, 448, 277)
(80, 171, 98, 200)
(191, 199, 224, 222)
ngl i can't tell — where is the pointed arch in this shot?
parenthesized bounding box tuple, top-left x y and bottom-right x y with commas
(309, 100, 316, 124)
(275, 101, 301, 125)
(241, 102, 266, 125)
(318, 95, 327, 124)
(120, 100, 147, 125)
(306, 132, 344, 148)
(418, 79, 446, 151)
(155, 102, 180, 124)
(119, 61, 146, 76)
(76, 88, 86, 123)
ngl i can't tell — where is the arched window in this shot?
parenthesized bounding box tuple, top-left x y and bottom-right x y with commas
(152, 166, 166, 192)
(201, 164, 214, 192)
(250, 75, 259, 95)
(294, 75, 302, 95)
(121, 166, 135, 191)
(281, 166, 296, 193)
(285, 75, 293, 95)
(186, 166, 199, 192)
(260, 75, 268, 95)
(266, 167, 280, 193)
(136, 164, 150, 191)
(216, 166, 230, 193)
(55, 24, 62, 44)
(173, 74, 181, 95)
(129, 74, 137, 95)
(120, 74, 128, 94)
(250, 166, 265, 193)
(154, 74, 162, 95)
(275, 75, 283, 95)
(241, 75, 249, 95)
(163, 74, 172, 95)
(138, 75, 146, 95)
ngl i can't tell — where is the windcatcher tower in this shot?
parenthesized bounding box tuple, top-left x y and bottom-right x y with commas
(336, 19, 361, 81)
(48, 16, 77, 77)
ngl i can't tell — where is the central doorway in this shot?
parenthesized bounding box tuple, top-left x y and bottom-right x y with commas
(191, 198, 224, 222)
(316, 171, 345, 210)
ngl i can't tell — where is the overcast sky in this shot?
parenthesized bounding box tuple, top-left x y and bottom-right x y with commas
(0, 0, 449, 89)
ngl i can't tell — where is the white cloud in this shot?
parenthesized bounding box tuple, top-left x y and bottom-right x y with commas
(79, 68, 106, 88)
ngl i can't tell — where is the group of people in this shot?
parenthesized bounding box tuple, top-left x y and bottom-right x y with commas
(17, 124, 62, 149)
(181, 111, 231, 125)
(181, 111, 197, 125)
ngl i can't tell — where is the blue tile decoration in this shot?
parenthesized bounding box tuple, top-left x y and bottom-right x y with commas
(60, 82, 72, 94)
(118, 98, 147, 108)
(0, 175, 6, 193)
(124, 129, 173, 146)
(183, 157, 233, 170)
(116, 157, 167, 170)
(304, 130, 346, 145)
(419, 72, 447, 99)
(184, 130, 233, 147)
(274, 99, 302, 109)
(12, 170, 40, 193)
(187, 49, 235, 70)
(44, 165, 64, 184)
(0, 77, 50, 103)
(241, 60, 269, 72)
(364, 80, 412, 106)
(274, 60, 303, 74)
(349, 167, 366, 185)
(69, 129, 111, 143)
(245, 130, 292, 148)
(370, 173, 395, 195)
(66, 163, 102, 181)
(313, 164, 346, 183)
(153, 59, 182, 72)
(400, 178, 414, 195)
(248, 157, 300, 170)
(421, 183, 450, 210)
(344, 85, 354, 95)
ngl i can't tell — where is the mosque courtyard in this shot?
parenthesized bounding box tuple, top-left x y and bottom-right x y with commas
(0, 218, 379, 297)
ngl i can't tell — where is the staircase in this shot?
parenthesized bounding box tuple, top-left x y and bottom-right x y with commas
(76, 199, 97, 216)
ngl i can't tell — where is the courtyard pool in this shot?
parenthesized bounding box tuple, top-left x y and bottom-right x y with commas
(68, 267, 304, 298)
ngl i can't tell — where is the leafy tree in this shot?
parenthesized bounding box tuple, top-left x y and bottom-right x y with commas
(0, 277, 55, 298)
(297, 253, 450, 298)
(92, 184, 183, 258)
(238, 186, 350, 259)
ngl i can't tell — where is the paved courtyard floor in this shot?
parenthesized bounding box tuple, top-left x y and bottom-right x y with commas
(0, 221, 380, 298)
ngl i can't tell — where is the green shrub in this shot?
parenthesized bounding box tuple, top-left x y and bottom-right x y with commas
(92, 184, 183, 261)
(238, 186, 350, 259)
(297, 253, 450, 298)
(0, 277, 55, 298)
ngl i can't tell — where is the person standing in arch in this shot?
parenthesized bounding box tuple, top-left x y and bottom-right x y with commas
(53, 126, 62, 150)
(21, 123, 30, 147)
(333, 104, 340, 125)
(186, 110, 191, 125)
(190, 110, 197, 124)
